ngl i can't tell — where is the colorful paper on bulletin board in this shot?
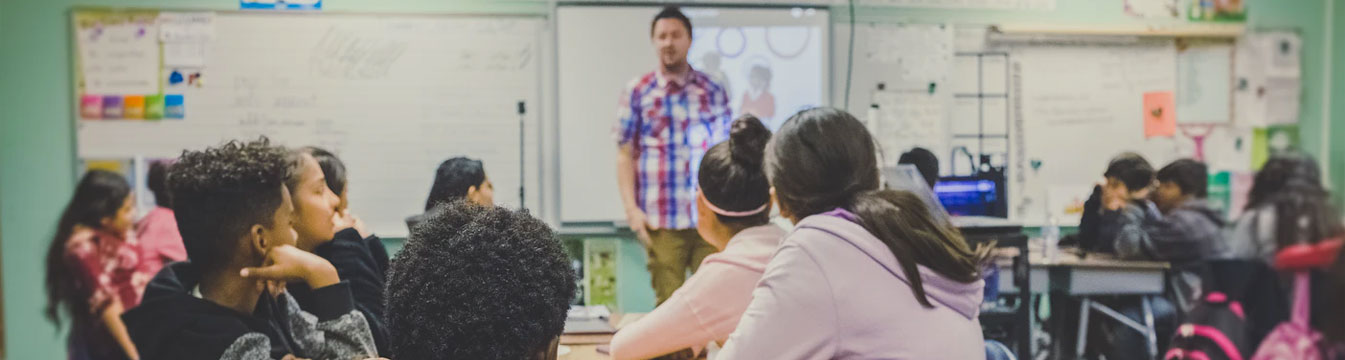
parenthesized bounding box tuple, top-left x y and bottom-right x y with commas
(1208, 171, 1253, 221)
(1144, 91, 1177, 138)
(1251, 125, 1299, 170)
(583, 239, 618, 310)
(1208, 172, 1231, 219)
(145, 95, 165, 120)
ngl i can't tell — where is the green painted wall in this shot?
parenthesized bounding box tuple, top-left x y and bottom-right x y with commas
(1333, 0, 1345, 201)
(0, 0, 1336, 357)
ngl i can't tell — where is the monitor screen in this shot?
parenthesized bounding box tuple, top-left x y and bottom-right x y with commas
(934, 178, 999, 217)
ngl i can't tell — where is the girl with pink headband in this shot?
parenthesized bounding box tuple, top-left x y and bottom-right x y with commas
(609, 115, 783, 360)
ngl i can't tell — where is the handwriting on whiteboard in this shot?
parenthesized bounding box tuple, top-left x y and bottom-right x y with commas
(310, 27, 408, 79)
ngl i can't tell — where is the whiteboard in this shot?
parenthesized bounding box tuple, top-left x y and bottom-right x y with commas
(556, 6, 830, 224)
(74, 11, 545, 237)
(1007, 39, 1183, 224)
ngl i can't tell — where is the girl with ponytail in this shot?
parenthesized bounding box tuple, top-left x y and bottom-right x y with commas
(610, 115, 785, 360)
(718, 107, 990, 360)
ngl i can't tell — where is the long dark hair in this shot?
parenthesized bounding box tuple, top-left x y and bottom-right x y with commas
(147, 160, 172, 208)
(45, 170, 131, 327)
(766, 107, 987, 307)
(698, 115, 772, 229)
(1245, 152, 1344, 250)
(425, 157, 485, 211)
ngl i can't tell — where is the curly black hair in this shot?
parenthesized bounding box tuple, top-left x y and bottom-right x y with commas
(169, 137, 293, 271)
(386, 201, 575, 360)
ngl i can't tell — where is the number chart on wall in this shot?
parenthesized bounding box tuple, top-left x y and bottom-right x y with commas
(72, 9, 545, 237)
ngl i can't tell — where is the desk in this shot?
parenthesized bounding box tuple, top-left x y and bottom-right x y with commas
(996, 251, 1169, 358)
(997, 252, 1167, 295)
(561, 313, 644, 360)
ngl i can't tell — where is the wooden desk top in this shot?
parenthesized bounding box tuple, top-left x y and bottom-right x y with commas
(561, 313, 645, 360)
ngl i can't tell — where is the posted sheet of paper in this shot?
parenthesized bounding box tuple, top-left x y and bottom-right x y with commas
(79, 21, 160, 95)
(1144, 91, 1176, 138)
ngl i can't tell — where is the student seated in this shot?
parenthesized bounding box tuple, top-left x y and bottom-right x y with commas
(45, 170, 148, 360)
(384, 201, 575, 360)
(405, 156, 494, 231)
(1097, 159, 1224, 360)
(609, 115, 783, 359)
(284, 146, 390, 355)
(1074, 152, 1156, 254)
(303, 147, 390, 272)
(1226, 152, 1344, 262)
(122, 138, 377, 359)
(1104, 159, 1226, 267)
(898, 147, 939, 189)
(137, 160, 187, 277)
(717, 108, 990, 359)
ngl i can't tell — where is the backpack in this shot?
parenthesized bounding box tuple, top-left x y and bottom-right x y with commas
(1251, 273, 1328, 360)
(1165, 292, 1249, 360)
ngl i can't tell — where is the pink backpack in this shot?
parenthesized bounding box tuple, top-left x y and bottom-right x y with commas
(1251, 272, 1325, 359)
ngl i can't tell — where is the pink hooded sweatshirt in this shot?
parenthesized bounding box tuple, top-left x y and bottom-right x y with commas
(718, 210, 986, 360)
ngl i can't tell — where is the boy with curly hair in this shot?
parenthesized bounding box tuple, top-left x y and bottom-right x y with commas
(122, 138, 377, 360)
(385, 201, 576, 360)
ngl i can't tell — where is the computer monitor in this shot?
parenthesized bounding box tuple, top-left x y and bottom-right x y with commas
(934, 176, 1006, 217)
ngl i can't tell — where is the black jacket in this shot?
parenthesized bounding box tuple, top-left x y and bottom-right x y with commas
(122, 262, 376, 360)
(288, 228, 390, 355)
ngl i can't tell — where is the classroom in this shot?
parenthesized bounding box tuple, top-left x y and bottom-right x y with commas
(1, 0, 1344, 359)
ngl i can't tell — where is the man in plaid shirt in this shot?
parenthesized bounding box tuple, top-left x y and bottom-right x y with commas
(614, 6, 731, 304)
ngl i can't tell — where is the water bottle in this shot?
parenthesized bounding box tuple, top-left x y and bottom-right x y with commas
(1043, 216, 1060, 263)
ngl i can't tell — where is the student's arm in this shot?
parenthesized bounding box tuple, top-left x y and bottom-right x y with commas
(1139, 207, 1224, 261)
(314, 228, 389, 354)
(1105, 202, 1157, 260)
(219, 333, 277, 360)
(716, 243, 837, 360)
(101, 299, 140, 360)
(241, 245, 377, 359)
(617, 144, 651, 247)
(609, 292, 707, 360)
(609, 265, 746, 359)
(280, 287, 378, 360)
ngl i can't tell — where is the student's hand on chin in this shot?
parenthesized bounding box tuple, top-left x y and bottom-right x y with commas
(241, 245, 341, 289)
(332, 210, 370, 238)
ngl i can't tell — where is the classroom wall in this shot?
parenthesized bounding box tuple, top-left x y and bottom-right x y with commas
(1333, 0, 1345, 204)
(0, 0, 1336, 357)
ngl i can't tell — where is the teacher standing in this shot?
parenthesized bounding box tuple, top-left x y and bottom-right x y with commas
(614, 6, 732, 305)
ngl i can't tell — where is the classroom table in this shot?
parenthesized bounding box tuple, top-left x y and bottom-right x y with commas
(561, 313, 644, 360)
(998, 250, 1169, 359)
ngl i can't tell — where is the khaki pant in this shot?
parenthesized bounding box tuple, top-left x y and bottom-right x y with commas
(646, 229, 718, 305)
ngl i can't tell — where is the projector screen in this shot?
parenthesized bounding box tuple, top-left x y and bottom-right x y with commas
(557, 5, 830, 223)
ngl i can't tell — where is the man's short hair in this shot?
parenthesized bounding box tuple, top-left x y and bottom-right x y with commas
(169, 138, 293, 271)
(386, 201, 576, 359)
(650, 6, 692, 37)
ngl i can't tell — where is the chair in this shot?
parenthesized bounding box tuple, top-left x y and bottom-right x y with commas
(967, 231, 1031, 359)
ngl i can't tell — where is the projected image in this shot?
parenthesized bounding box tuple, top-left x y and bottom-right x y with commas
(687, 12, 826, 131)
